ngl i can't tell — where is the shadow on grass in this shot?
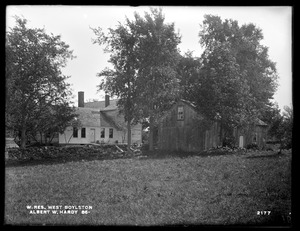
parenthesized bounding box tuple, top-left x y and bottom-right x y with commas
(5, 155, 131, 168)
(245, 152, 284, 159)
(5, 149, 237, 168)
(139, 149, 237, 160)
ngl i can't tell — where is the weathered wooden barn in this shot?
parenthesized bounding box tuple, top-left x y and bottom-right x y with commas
(157, 99, 222, 152)
(157, 99, 268, 152)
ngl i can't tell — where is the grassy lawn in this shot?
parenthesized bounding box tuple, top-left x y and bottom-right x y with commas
(5, 150, 291, 226)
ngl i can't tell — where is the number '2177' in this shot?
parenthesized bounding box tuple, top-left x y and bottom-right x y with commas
(257, 211, 271, 215)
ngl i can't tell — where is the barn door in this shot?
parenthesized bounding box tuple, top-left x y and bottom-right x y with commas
(239, 136, 244, 148)
(90, 128, 95, 143)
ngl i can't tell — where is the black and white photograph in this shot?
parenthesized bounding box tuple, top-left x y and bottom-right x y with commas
(5, 5, 292, 226)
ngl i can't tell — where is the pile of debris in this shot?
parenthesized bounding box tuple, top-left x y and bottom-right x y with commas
(95, 143, 144, 158)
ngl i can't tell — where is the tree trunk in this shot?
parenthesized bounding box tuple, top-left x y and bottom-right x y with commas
(49, 133, 55, 144)
(67, 134, 73, 143)
(29, 133, 38, 143)
(127, 120, 131, 152)
(40, 131, 43, 144)
(278, 138, 282, 154)
(220, 122, 224, 146)
(44, 133, 47, 145)
(20, 127, 26, 148)
(149, 114, 154, 151)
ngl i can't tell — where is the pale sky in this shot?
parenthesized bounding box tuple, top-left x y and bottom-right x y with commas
(6, 5, 292, 111)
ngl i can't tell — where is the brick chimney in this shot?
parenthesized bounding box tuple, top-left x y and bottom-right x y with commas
(105, 94, 110, 107)
(78, 91, 84, 107)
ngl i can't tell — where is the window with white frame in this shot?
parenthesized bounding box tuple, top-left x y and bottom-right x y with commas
(109, 128, 113, 138)
(253, 133, 258, 143)
(101, 128, 105, 138)
(73, 127, 78, 138)
(81, 128, 86, 138)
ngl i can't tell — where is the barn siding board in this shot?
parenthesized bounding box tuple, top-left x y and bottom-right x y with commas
(163, 124, 214, 152)
(158, 99, 266, 152)
(158, 119, 221, 152)
(158, 100, 223, 152)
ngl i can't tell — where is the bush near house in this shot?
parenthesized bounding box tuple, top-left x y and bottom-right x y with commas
(246, 143, 259, 150)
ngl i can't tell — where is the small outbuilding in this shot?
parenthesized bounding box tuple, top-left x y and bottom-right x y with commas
(233, 119, 268, 149)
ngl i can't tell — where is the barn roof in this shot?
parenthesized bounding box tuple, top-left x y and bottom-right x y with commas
(179, 99, 268, 126)
(179, 99, 197, 109)
(158, 98, 267, 127)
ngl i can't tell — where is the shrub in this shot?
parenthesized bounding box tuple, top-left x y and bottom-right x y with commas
(222, 136, 235, 148)
(141, 143, 149, 151)
(246, 143, 258, 150)
(280, 139, 292, 150)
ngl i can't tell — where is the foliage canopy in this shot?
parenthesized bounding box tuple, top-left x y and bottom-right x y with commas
(6, 16, 76, 147)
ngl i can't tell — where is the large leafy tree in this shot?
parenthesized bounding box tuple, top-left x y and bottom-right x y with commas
(26, 102, 79, 145)
(6, 16, 76, 148)
(91, 18, 141, 151)
(260, 102, 281, 126)
(176, 51, 202, 100)
(129, 8, 181, 151)
(92, 8, 181, 151)
(187, 15, 278, 140)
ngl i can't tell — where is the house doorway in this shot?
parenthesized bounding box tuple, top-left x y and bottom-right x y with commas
(90, 128, 95, 143)
(239, 136, 244, 148)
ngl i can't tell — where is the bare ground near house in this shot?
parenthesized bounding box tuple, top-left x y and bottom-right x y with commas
(5, 149, 291, 226)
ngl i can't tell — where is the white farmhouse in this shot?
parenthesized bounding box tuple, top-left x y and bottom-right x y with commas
(59, 92, 142, 145)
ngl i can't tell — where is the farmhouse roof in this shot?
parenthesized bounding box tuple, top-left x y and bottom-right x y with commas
(84, 99, 118, 109)
(76, 98, 127, 130)
(75, 107, 126, 130)
(75, 107, 101, 127)
(100, 111, 126, 131)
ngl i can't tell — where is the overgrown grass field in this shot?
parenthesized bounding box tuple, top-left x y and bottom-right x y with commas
(5, 150, 291, 226)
